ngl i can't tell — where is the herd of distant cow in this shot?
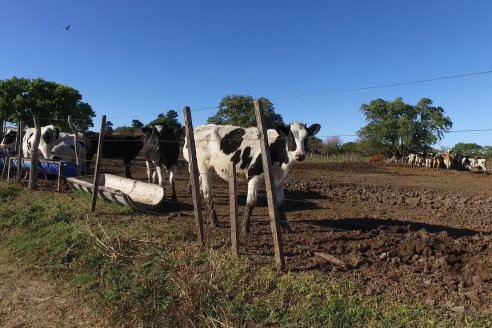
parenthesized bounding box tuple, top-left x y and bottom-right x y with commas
(369, 152, 487, 173)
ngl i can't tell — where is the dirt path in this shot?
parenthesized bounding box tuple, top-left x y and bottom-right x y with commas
(0, 252, 101, 328)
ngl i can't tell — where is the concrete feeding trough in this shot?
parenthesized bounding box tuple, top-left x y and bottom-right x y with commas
(66, 174, 165, 210)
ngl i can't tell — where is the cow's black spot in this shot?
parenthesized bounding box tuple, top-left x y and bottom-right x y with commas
(287, 131, 296, 152)
(271, 137, 289, 166)
(231, 149, 241, 165)
(42, 131, 52, 144)
(240, 146, 253, 170)
(220, 128, 245, 155)
(70, 145, 75, 150)
(247, 155, 263, 179)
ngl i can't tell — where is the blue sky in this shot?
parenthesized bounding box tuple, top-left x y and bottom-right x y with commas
(1, 1, 491, 148)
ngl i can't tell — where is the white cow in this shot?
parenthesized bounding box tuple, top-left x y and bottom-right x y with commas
(51, 132, 89, 164)
(183, 122, 321, 233)
(22, 125, 60, 159)
(462, 156, 487, 173)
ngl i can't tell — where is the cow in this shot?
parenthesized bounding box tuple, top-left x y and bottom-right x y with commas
(0, 129, 18, 153)
(406, 153, 417, 166)
(183, 122, 321, 234)
(51, 132, 90, 165)
(433, 153, 444, 171)
(442, 153, 454, 170)
(85, 133, 144, 178)
(369, 155, 384, 163)
(462, 156, 487, 173)
(22, 125, 60, 159)
(424, 153, 434, 170)
(141, 125, 180, 202)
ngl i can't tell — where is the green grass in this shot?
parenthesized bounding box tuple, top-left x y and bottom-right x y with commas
(0, 180, 490, 327)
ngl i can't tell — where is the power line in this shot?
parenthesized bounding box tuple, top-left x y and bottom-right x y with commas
(270, 69, 492, 101)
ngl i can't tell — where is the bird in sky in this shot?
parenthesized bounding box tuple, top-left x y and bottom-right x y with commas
(65, 25, 70, 31)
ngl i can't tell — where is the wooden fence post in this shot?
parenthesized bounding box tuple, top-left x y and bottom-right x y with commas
(68, 115, 81, 176)
(91, 115, 106, 212)
(16, 121, 23, 182)
(28, 115, 40, 190)
(229, 161, 239, 256)
(183, 106, 205, 245)
(254, 99, 285, 272)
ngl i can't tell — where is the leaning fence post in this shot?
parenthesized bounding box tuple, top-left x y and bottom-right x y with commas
(183, 106, 205, 245)
(16, 121, 23, 182)
(91, 115, 106, 212)
(229, 161, 239, 256)
(28, 115, 40, 190)
(68, 115, 81, 176)
(254, 99, 285, 272)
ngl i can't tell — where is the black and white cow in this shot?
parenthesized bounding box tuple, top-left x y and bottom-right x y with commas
(22, 125, 60, 159)
(85, 133, 145, 178)
(0, 129, 18, 153)
(141, 125, 180, 202)
(462, 156, 487, 173)
(183, 122, 321, 233)
(51, 132, 90, 164)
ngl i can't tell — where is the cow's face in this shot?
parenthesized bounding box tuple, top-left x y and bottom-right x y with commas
(276, 122, 321, 162)
(0, 129, 17, 150)
(38, 125, 60, 159)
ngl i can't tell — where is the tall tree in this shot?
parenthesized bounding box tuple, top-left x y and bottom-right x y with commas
(148, 110, 181, 129)
(357, 97, 452, 156)
(0, 77, 95, 131)
(131, 119, 144, 129)
(207, 95, 284, 128)
(451, 143, 483, 156)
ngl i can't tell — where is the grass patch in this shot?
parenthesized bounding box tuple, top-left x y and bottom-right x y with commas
(0, 180, 491, 327)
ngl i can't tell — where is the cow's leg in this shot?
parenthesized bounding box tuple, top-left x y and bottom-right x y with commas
(200, 172, 217, 227)
(124, 159, 132, 178)
(145, 161, 153, 183)
(242, 176, 261, 234)
(155, 164, 166, 198)
(276, 187, 292, 233)
(168, 164, 177, 202)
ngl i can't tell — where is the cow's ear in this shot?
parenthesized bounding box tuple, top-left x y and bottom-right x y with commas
(276, 125, 290, 136)
(307, 124, 321, 136)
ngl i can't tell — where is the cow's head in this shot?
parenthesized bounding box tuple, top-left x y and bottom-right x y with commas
(0, 129, 17, 151)
(39, 125, 60, 159)
(276, 122, 321, 162)
(142, 125, 180, 154)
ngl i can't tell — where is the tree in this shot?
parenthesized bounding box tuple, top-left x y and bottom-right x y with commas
(105, 121, 114, 134)
(207, 95, 284, 128)
(148, 110, 181, 128)
(357, 97, 452, 156)
(451, 143, 484, 156)
(131, 119, 144, 129)
(0, 77, 95, 131)
(324, 136, 342, 156)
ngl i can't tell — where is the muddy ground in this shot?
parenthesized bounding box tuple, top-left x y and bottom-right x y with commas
(155, 160, 492, 315)
(4, 159, 492, 319)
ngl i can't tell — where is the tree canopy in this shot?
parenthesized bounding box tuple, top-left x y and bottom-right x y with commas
(207, 95, 284, 128)
(0, 77, 95, 131)
(147, 110, 181, 129)
(357, 97, 452, 156)
(451, 143, 486, 156)
(113, 110, 183, 137)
